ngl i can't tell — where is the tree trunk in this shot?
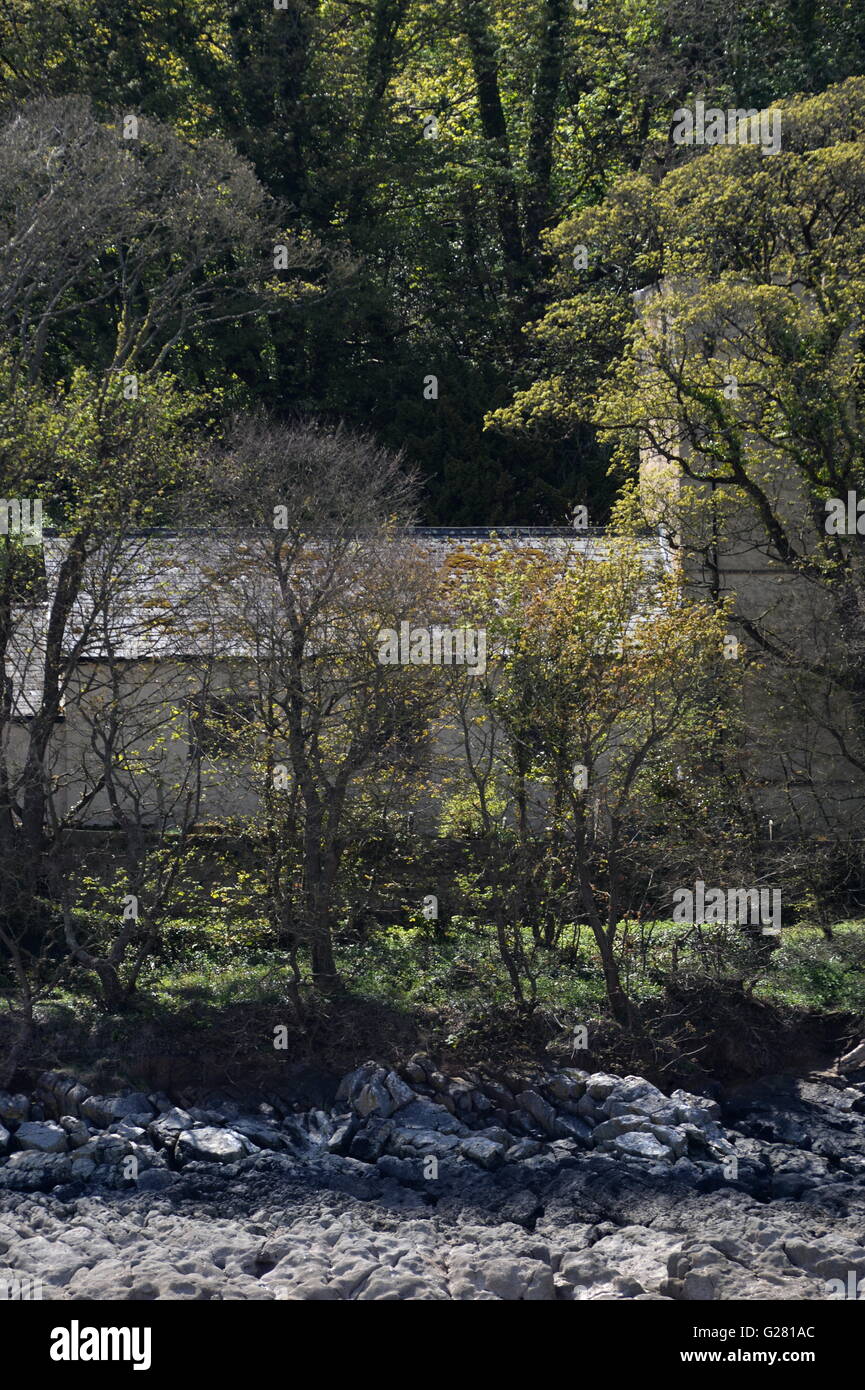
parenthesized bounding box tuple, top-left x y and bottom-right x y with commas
(523, 0, 567, 256)
(461, 0, 525, 296)
(590, 923, 632, 1026)
(303, 818, 340, 987)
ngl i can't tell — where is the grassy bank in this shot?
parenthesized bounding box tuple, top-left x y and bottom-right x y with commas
(3, 914, 863, 1098)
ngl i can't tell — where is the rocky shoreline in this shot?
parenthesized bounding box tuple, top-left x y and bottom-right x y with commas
(2, 1057, 865, 1299)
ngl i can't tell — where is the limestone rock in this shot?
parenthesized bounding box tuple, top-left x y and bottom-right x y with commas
(391, 1098, 464, 1133)
(16, 1121, 68, 1154)
(147, 1107, 193, 1148)
(459, 1137, 505, 1170)
(58, 1116, 91, 1148)
(546, 1073, 586, 1102)
(231, 1117, 285, 1151)
(0, 1151, 73, 1190)
(349, 1120, 393, 1163)
(80, 1096, 115, 1128)
(591, 1113, 651, 1143)
(838, 1040, 865, 1074)
(553, 1114, 592, 1145)
(111, 1122, 147, 1143)
(326, 1120, 357, 1156)
(505, 1138, 543, 1162)
(384, 1071, 416, 1111)
(355, 1074, 394, 1119)
(585, 1073, 620, 1100)
(335, 1062, 379, 1105)
(176, 1127, 247, 1166)
(515, 1089, 557, 1136)
(603, 1131, 676, 1163)
(111, 1095, 155, 1120)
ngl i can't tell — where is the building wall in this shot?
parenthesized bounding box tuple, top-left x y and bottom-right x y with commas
(635, 281, 865, 832)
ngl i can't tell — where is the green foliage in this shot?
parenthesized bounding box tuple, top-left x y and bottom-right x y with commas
(761, 924, 865, 1010)
(16, 2, 865, 520)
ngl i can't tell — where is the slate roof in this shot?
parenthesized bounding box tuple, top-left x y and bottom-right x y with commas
(5, 527, 668, 717)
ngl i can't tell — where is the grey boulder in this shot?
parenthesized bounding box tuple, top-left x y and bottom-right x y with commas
(459, 1137, 506, 1170)
(176, 1127, 248, 1166)
(838, 1040, 865, 1074)
(603, 1132, 676, 1163)
(58, 1116, 92, 1148)
(148, 1108, 193, 1148)
(516, 1090, 557, 1137)
(15, 1121, 68, 1154)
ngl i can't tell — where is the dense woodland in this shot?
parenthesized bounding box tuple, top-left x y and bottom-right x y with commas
(5, 0, 865, 523)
